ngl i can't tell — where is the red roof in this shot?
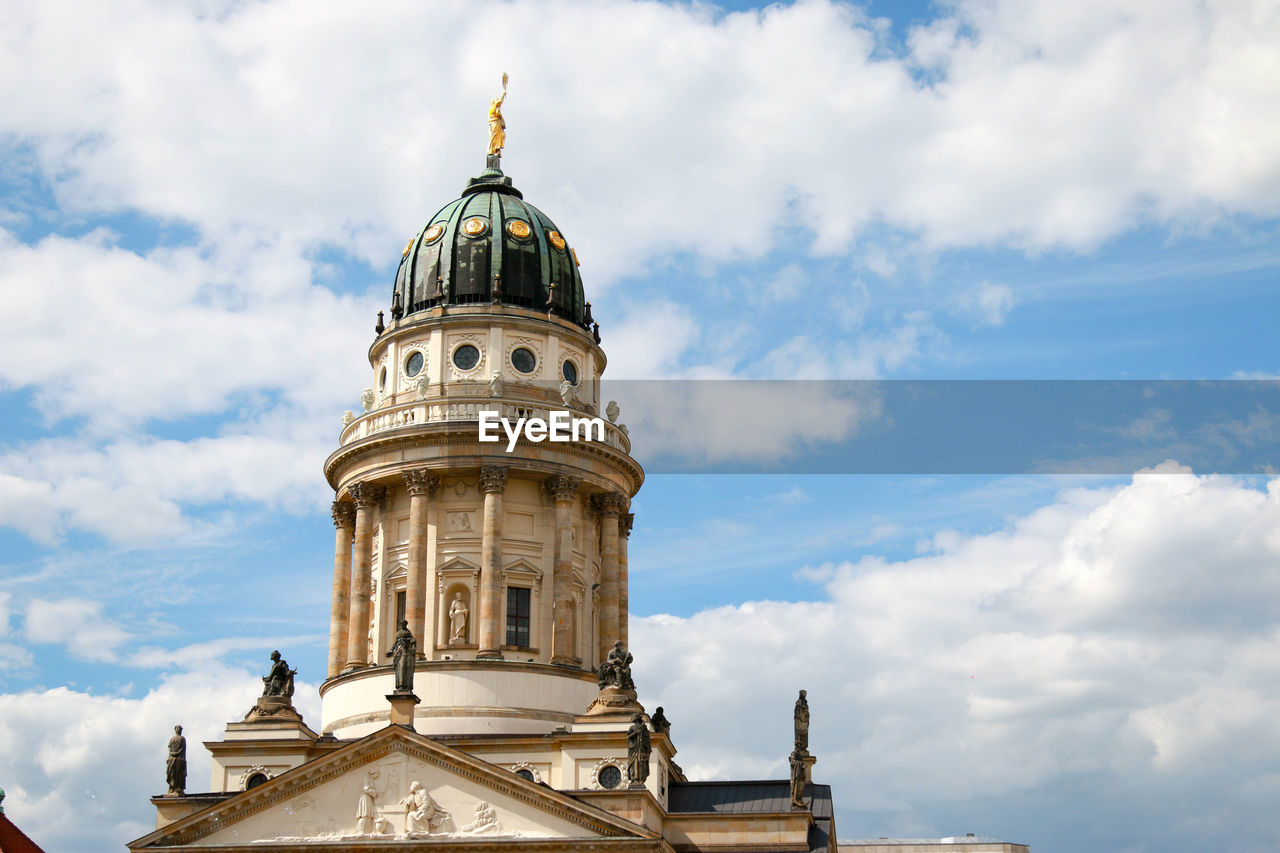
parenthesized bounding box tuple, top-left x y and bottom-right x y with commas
(0, 812, 47, 853)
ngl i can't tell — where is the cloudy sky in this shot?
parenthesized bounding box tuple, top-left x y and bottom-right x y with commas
(1, 0, 1278, 850)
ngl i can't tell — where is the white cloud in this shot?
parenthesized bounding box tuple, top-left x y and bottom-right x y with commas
(955, 281, 1015, 328)
(632, 467, 1280, 848)
(24, 598, 131, 663)
(0, 667, 321, 851)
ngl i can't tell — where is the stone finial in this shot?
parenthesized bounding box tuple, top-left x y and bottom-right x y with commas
(402, 470, 440, 497)
(166, 724, 187, 796)
(360, 388, 375, 412)
(331, 500, 356, 529)
(559, 379, 577, 407)
(605, 400, 620, 424)
(478, 466, 509, 494)
(627, 713, 652, 788)
(542, 475, 582, 503)
(375, 311, 386, 334)
(488, 372, 503, 398)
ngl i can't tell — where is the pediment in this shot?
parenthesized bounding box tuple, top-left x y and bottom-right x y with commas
(132, 726, 653, 848)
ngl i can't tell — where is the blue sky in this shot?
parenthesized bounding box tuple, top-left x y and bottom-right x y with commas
(1, 0, 1279, 850)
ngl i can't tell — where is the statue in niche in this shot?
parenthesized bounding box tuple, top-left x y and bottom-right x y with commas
(361, 388, 375, 412)
(650, 706, 671, 734)
(166, 725, 187, 795)
(627, 713, 651, 787)
(789, 749, 806, 809)
(794, 689, 809, 754)
(489, 372, 503, 397)
(605, 400, 620, 424)
(448, 593, 469, 643)
(262, 650, 296, 698)
(401, 781, 453, 835)
(596, 641, 635, 691)
(355, 771, 379, 835)
(388, 620, 417, 693)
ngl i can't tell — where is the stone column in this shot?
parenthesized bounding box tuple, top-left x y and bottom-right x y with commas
(477, 466, 509, 658)
(591, 492, 626, 662)
(543, 475, 582, 666)
(619, 511, 634, 650)
(328, 501, 356, 678)
(402, 469, 439, 657)
(345, 482, 385, 670)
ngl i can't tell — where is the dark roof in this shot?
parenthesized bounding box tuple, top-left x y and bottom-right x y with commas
(667, 781, 835, 853)
(0, 813, 48, 853)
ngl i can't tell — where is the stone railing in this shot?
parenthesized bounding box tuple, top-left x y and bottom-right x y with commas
(339, 397, 632, 455)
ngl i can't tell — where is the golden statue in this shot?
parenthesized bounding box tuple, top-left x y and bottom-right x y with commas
(487, 73, 508, 157)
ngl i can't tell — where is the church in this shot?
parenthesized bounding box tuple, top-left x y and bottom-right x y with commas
(126, 88, 1026, 853)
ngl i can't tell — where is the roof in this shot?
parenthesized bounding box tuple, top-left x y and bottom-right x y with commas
(0, 812, 48, 853)
(667, 780, 835, 853)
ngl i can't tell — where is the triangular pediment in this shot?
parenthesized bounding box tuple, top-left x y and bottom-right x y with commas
(131, 725, 655, 848)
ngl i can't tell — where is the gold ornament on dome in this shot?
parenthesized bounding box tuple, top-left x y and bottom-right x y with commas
(488, 73, 509, 157)
(402, 238, 413, 257)
(462, 217, 488, 237)
(547, 230, 566, 251)
(506, 219, 531, 239)
(424, 223, 444, 243)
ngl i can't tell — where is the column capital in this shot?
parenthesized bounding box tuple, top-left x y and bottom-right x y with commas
(590, 492, 628, 517)
(542, 475, 582, 503)
(349, 482, 387, 509)
(331, 500, 356, 528)
(402, 469, 441, 497)
(479, 466, 509, 494)
(621, 512, 635, 537)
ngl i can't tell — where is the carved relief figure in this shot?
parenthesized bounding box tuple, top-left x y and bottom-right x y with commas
(794, 689, 809, 753)
(355, 772, 378, 835)
(448, 593, 469, 642)
(166, 725, 186, 795)
(627, 713, 651, 787)
(262, 650, 296, 697)
(459, 801, 502, 835)
(388, 620, 417, 693)
(401, 781, 453, 835)
(489, 372, 503, 398)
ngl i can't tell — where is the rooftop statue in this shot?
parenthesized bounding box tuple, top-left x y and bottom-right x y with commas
(794, 689, 809, 753)
(262, 650, 296, 698)
(627, 713, 652, 787)
(596, 641, 635, 691)
(166, 724, 187, 796)
(488, 73, 509, 157)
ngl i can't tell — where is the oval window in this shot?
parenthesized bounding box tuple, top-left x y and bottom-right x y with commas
(598, 765, 622, 789)
(452, 344, 481, 371)
(245, 773, 269, 790)
(515, 768, 535, 782)
(405, 351, 424, 377)
(511, 347, 537, 374)
(378, 366, 387, 391)
(562, 360, 578, 385)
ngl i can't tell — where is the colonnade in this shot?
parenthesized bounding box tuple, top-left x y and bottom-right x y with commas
(325, 469, 633, 679)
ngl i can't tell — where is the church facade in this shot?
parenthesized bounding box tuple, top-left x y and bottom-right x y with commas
(128, 106, 837, 852)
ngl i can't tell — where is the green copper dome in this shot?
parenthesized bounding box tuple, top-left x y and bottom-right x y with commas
(390, 166, 588, 326)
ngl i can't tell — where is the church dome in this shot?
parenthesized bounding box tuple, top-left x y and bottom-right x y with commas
(390, 166, 588, 326)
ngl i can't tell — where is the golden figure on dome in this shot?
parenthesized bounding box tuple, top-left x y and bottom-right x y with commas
(487, 73, 509, 157)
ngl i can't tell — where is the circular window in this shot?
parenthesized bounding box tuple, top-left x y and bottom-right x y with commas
(511, 347, 537, 374)
(424, 223, 445, 243)
(378, 366, 387, 391)
(561, 360, 578, 385)
(506, 219, 531, 239)
(453, 344, 481, 371)
(462, 217, 488, 238)
(598, 765, 622, 789)
(515, 768, 535, 782)
(405, 351, 424, 377)
(245, 773, 269, 790)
